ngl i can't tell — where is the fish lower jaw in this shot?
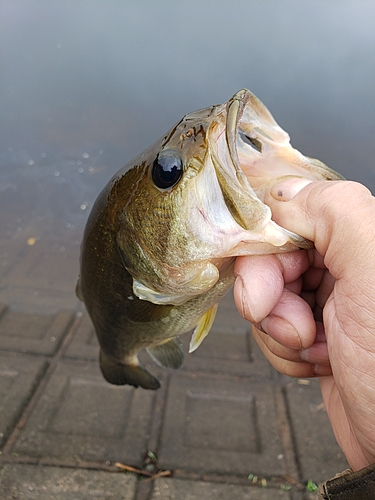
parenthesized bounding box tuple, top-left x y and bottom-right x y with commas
(261, 220, 312, 249)
(215, 220, 311, 257)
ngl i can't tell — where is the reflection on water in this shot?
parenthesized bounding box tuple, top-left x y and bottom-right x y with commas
(1, 1, 375, 297)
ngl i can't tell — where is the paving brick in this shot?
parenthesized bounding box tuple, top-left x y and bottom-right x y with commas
(0, 352, 47, 447)
(0, 464, 136, 500)
(289, 492, 309, 500)
(0, 303, 7, 320)
(181, 329, 272, 378)
(0, 240, 24, 281)
(0, 240, 80, 312)
(0, 287, 80, 314)
(64, 311, 98, 360)
(284, 378, 348, 483)
(13, 358, 154, 466)
(151, 478, 293, 499)
(0, 307, 74, 355)
(158, 372, 285, 476)
(301, 492, 319, 500)
(187, 329, 250, 361)
(5, 241, 79, 294)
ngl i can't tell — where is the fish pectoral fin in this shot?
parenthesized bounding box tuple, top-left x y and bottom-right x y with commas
(133, 279, 191, 305)
(189, 303, 219, 353)
(99, 350, 160, 390)
(132, 262, 220, 306)
(75, 278, 83, 301)
(147, 337, 184, 369)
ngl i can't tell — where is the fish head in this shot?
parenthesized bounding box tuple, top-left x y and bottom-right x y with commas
(115, 89, 342, 304)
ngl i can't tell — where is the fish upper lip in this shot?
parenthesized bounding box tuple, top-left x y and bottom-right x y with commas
(225, 89, 251, 187)
(208, 89, 313, 249)
(208, 90, 271, 233)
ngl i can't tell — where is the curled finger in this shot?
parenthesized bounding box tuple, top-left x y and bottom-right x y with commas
(252, 326, 317, 378)
(260, 288, 316, 350)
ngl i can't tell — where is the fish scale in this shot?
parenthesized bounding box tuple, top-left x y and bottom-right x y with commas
(77, 89, 343, 389)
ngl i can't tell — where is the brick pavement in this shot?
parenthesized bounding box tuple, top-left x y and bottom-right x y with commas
(0, 237, 348, 499)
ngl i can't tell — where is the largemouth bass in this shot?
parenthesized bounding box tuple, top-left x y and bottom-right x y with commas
(77, 89, 342, 389)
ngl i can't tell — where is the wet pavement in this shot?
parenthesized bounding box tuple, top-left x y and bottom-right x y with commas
(0, 236, 348, 499)
(1, 1, 375, 498)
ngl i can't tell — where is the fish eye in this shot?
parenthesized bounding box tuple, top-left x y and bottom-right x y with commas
(152, 152, 183, 189)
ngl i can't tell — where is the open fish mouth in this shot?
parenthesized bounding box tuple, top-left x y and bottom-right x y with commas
(122, 88, 343, 304)
(207, 89, 341, 251)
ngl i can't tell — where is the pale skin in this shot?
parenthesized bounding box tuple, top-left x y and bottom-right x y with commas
(233, 179, 375, 472)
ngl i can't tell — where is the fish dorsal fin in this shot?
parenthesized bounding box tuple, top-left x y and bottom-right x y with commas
(147, 337, 184, 369)
(133, 279, 191, 305)
(99, 350, 160, 390)
(189, 303, 218, 353)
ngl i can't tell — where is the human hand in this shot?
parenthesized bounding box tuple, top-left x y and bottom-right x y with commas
(233, 179, 375, 471)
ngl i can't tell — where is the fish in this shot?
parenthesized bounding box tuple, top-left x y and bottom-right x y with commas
(77, 89, 343, 390)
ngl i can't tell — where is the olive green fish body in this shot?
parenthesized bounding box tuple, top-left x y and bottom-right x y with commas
(78, 163, 235, 389)
(78, 89, 343, 389)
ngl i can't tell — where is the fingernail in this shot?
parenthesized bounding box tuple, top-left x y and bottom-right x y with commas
(235, 275, 258, 323)
(271, 179, 312, 201)
(234, 275, 246, 320)
(262, 315, 300, 341)
(300, 349, 310, 362)
(260, 317, 270, 335)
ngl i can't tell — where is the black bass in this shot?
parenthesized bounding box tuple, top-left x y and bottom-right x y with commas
(77, 89, 342, 389)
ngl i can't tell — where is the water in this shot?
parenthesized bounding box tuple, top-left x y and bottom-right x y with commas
(1, 0, 375, 248)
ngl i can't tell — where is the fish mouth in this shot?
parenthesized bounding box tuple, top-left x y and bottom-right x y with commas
(209, 89, 341, 250)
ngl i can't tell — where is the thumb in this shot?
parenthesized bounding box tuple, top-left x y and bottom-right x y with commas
(265, 179, 375, 277)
